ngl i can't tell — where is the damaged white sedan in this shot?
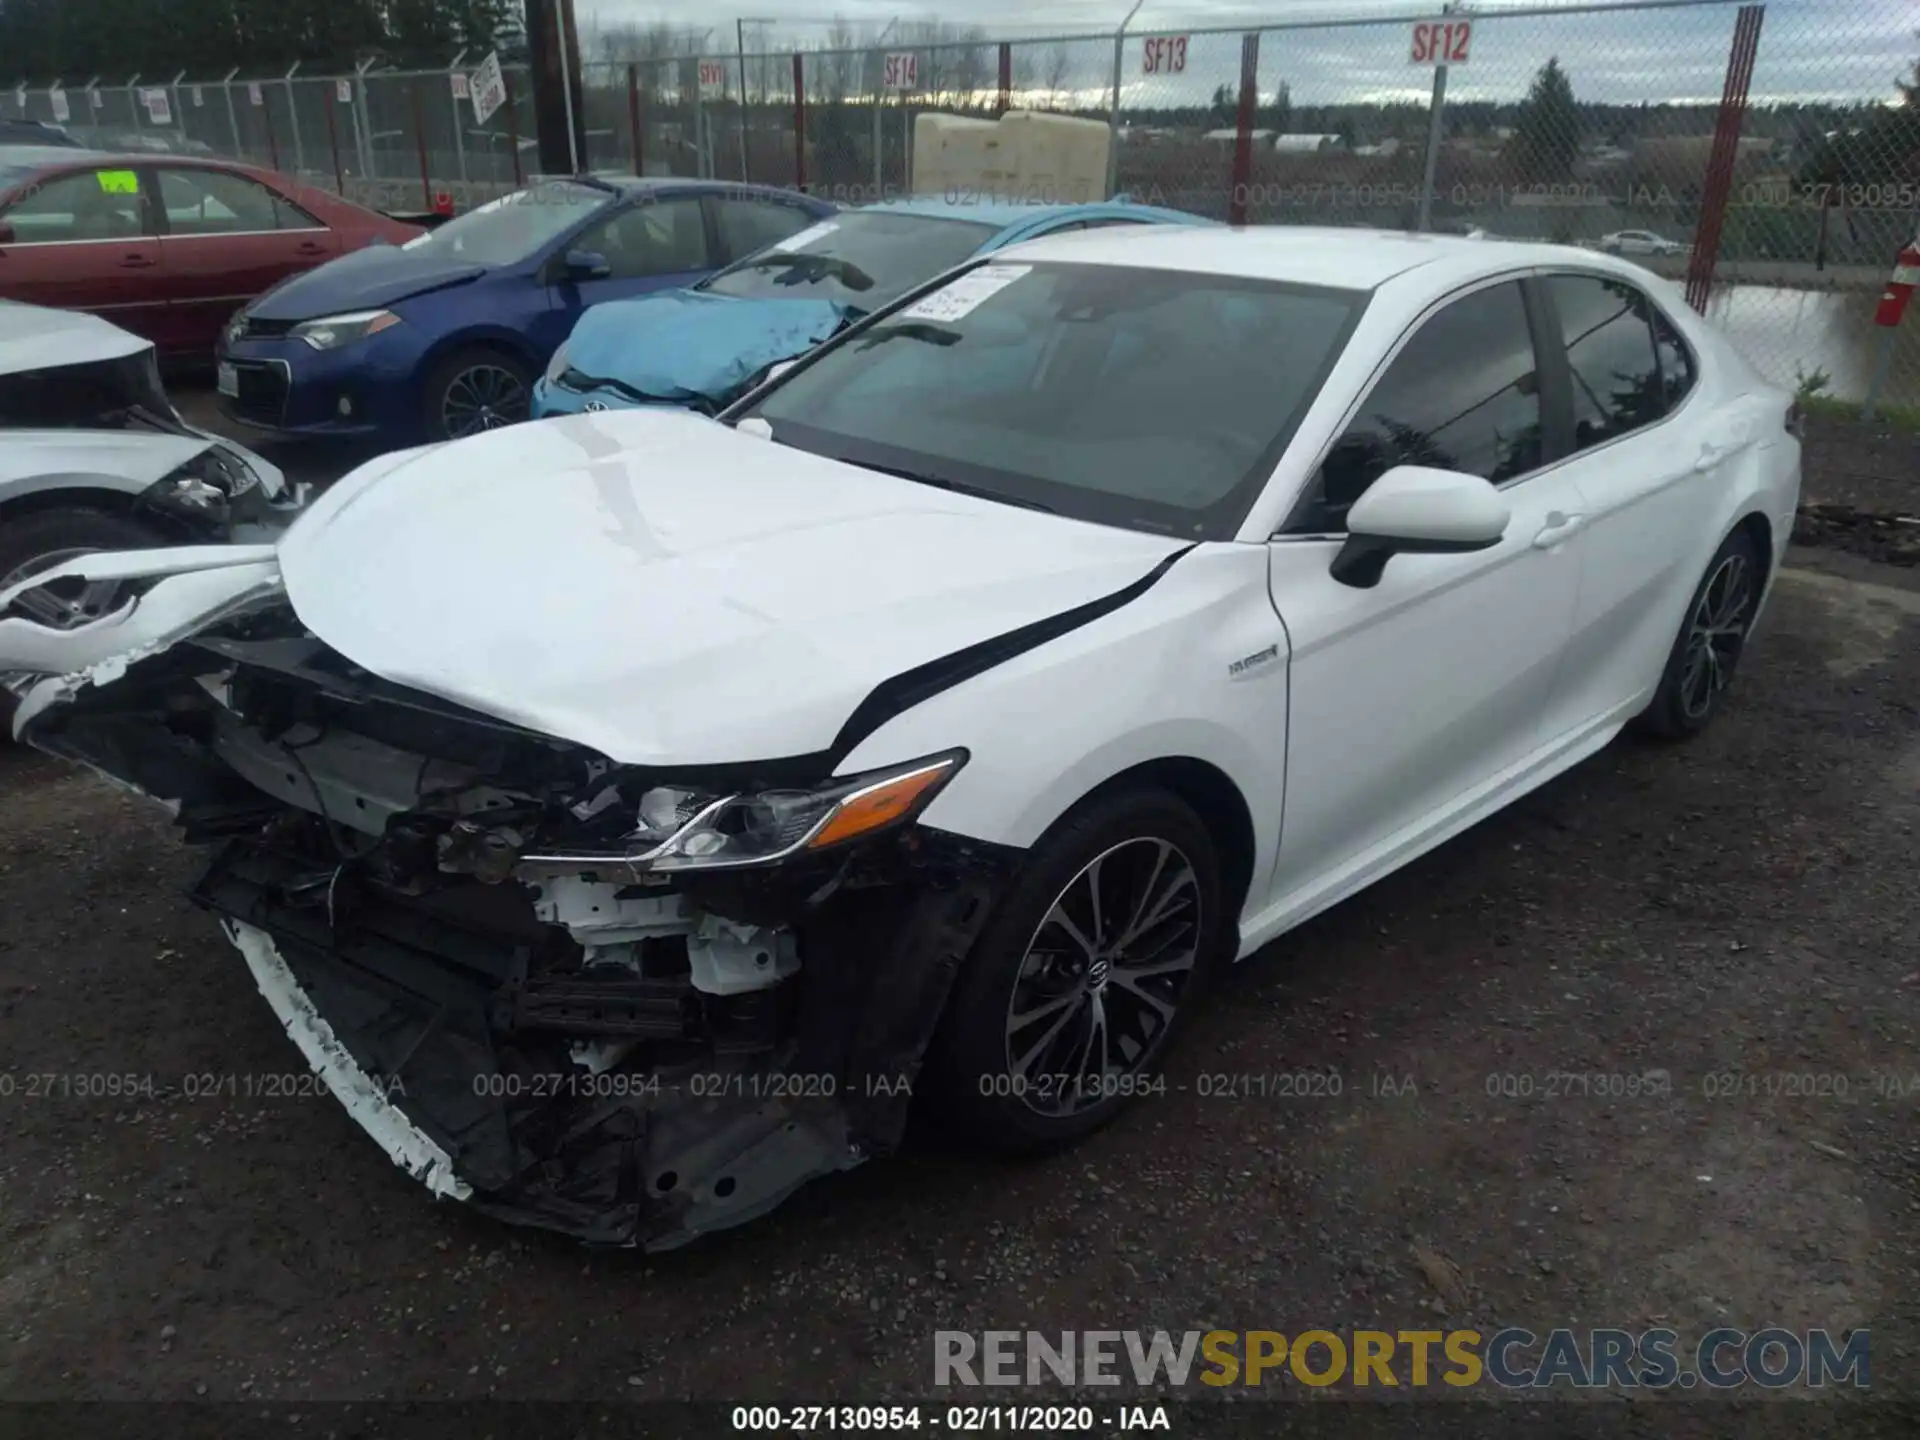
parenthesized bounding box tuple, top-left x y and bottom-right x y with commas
(1, 228, 1801, 1248)
(0, 300, 304, 648)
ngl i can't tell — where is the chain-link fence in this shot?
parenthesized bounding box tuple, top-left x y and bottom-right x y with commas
(4, 0, 1916, 404)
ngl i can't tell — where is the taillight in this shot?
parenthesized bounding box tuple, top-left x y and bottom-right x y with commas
(1785, 401, 1804, 439)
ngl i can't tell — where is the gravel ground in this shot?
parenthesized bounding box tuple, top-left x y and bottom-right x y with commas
(0, 401, 1916, 1415)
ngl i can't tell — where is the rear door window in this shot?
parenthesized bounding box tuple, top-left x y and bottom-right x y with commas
(158, 168, 319, 235)
(1547, 274, 1666, 451)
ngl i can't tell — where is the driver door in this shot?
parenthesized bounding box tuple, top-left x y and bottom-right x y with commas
(1262, 278, 1589, 922)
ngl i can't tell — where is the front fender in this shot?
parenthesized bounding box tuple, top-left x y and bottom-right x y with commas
(835, 543, 1288, 945)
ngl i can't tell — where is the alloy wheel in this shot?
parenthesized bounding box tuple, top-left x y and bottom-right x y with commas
(0, 548, 123, 631)
(1679, 550, 1753, 720)
(1003, 837, 1202, 1117)
(442, 364, 529, 438)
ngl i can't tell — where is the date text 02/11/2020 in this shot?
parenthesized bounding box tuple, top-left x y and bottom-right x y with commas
(729, 1406, 1170, 1432)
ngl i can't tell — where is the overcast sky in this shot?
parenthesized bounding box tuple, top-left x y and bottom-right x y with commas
(576, 0, 1915, 106)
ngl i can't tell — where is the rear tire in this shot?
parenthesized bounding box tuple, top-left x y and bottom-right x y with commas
(928, 787, 1225, 1152)
(423, 347, 533, 442)
(1632, 526, 1763, 740)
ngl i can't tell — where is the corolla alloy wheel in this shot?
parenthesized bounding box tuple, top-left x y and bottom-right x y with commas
(1, 548, 126, 631)
(1003, 836, 1203, 1118)
(1679, 548, 1753, 721)
(441, 363, 529, 437)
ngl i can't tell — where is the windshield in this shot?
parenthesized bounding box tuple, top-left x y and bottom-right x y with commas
(741, 261, 1364, 538)
(699, 211, 997, 312)
(399, 180, 609, 265)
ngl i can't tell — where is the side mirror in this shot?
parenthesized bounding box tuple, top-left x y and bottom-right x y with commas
(1330, 464, 1510, 590)
(0, 220, 14, 245)
(563, 248, 611, 281)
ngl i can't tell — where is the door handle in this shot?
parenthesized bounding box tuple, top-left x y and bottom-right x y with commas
(1531, 512, 1586, 549)
(118, 254, 156, 268)
(294, 242, 327, 256)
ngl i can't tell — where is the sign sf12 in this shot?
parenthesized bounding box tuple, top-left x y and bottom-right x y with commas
(697, 60, 728, 95)
(1410, 18, 1473, 64)
(1142, 35, 1189, 74)
(883, 53, 919, 91)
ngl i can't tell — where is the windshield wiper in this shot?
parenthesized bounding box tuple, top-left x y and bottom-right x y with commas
(718, 252, 876, 292)
(853, 321, 961, 352)
(844, 459, 1056, 514)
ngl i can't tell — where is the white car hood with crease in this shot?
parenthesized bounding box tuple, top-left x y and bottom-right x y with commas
(267, 410, 1187, 766)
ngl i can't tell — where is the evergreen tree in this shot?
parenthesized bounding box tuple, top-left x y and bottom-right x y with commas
(1511, 56, 1579, 181)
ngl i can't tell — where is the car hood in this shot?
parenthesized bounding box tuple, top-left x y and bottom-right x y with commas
(275, 409, 1185, 766)
(0, 299, 148, 375)
(244, 244, 487, 322)
(561, 291, 851, 409)
(0, 427, 288, 502)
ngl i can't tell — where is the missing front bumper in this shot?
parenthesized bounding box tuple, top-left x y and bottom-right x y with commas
(192, 836, 1000, 1249)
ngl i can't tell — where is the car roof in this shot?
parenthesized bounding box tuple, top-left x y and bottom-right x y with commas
(592, 175, 832, 203)
(857, 196, 1165, 230)
(0, 146, 251, 174)
(991, 224, 1624, 291)
(0, 144, 109, 170)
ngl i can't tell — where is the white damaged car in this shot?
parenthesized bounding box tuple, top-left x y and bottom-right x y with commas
(0, 300, 305, 636)
(0, 228, 1801, 1248)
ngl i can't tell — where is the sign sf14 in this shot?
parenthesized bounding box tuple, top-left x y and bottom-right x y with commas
(883, 53, 919, 90)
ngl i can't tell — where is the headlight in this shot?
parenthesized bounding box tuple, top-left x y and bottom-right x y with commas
(291, 310, 401, 350)
(544, 342, 571, 386)
(624, 751, 965, 872)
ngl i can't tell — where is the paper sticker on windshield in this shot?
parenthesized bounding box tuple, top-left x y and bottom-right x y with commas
(903, 264, 1031, 323)
(95, 170, 139, 195)
(774, 221, 839, 252)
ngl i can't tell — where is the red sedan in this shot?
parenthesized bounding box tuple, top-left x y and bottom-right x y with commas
(0, 146, 420, 358)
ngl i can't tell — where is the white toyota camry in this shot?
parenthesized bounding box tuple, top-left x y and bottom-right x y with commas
(0, 226, 1801, 1248)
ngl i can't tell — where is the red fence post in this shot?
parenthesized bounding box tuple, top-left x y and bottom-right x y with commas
(1229, 33, 1260, 226)
(322, 85, 345, 193)
(1684, 3, 1766, 313)
(998, 43, 1012, 115)
(503, 71, 524, 187)
(792, 53, 808, 192)
(410, 78, 432, 210)
(628, 63, 644, 176)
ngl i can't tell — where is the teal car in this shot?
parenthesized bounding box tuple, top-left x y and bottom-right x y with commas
(531, 197, 1209, 418)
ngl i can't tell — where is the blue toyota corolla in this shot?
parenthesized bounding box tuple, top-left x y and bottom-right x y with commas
(531, 197, 1209, 419)
(214, 176, 837, 444)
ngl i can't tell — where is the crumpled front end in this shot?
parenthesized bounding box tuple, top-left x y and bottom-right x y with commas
(4, 567, 1007, 1248)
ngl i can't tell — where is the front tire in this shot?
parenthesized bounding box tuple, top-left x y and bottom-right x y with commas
(423, 347, 533, 441)
(0, 507, 173, 738)
(1633, 526, 1763, 739)
(929, 787, 1225, 1152)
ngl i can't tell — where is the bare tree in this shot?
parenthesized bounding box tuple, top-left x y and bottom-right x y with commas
(1043, 43, 1071, 111)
